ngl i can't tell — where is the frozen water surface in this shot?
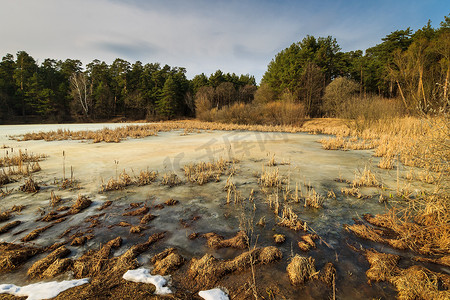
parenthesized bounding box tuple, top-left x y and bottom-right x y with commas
(0, 123, 433, 299)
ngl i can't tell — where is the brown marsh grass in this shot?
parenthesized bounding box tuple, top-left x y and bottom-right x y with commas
(100, 169, 158, 192)
(184, 158, 229, 185)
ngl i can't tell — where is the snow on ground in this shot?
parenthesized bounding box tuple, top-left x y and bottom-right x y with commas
(122, 268, 172, 295)
(0, 278, 89, 300)
(199, 288, 229, 300)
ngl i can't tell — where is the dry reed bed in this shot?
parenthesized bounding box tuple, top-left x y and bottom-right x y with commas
(364, 249, 450, 299)
(100, 169, 158, 192)
(13, 120, 309, 143)
(184, 158, 235, 185)
(0, 150, 45, 188)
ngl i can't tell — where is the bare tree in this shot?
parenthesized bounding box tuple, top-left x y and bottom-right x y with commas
(70, 72, 91, 117)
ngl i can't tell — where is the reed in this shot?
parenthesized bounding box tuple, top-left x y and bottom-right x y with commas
(184, 158, 229, 185)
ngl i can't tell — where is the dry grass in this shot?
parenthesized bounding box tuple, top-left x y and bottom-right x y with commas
(27, 246, 71, 278)
(12, 120, 313, 143)
(161, 172, 182, 187)
(286, 255, 317, 285)
(258, 167, 283, 188)
(277, 206, 307, 231)
(188, 246, 282, 286)
(202, 231, 248, 249)
(352, 166, 380, 187)
(361, 196, 450, 256)
(0, 243, 41, 273)
(304, 188, 324, 208)
(20, 177, 40, 193)
(344, 223, 408, 250)
(273, 234, 285, 244)
(0, 220, 21, 234)
(184, 158, 231, 185)
(341, 187, 363, 198)
(364, 249, 450, 300)
(151, 248, 185, 275)
(50, 191, 61, 207)
(100, 168, 158, 192)
(0, 150, 46, 167)
(0, 150, 45, 186)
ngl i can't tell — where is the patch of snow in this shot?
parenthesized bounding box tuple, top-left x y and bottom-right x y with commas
(122, 268, 172, 295)
(199, 288, 229, 300)
(0, 278, 89, 300)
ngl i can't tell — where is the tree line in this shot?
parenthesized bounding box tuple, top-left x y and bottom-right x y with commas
(260, 15, 450, 117)
(0, 53, 256, 122)
(0, 15, 448, 123)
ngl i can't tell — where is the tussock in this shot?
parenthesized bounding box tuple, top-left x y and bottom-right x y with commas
(286, 255, 317, 285)
(189, 246, 282, 285)
(352, 166, 380, 187)
(42, 258, 73, 278)
(0, 243, 41, 273)
(151, 248, 184, 275)
(341, 187, 363, 198)
(21, 223, 54, 242)
(50, 191, 62, 207)
(363, 249, 450, 299)
(98, 200, 112, 210)
(20, 177, 40, 193)
(164, 198, 179, 206)
(140, 213, 157, 224)
(304, 188, 324, 208)
(0, 220, 21, 234)
(364, 249, 400, 282)
(69, 194, 92, 214)
(202, 231, 248, 249)
(273, 234, 285, 244)
(277, 206, 307, 231)
(27, 246, 71, 278)
(129, 225, 147, 234)
(184, 158, 230, 185)
(161, 172, 182, 187)
(344, 223, 408, 250)
(319, 262, 336, 286)
(123, 206, 149, 216)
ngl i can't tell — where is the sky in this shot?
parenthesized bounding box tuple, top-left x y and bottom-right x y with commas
(0, 0, 448, 83)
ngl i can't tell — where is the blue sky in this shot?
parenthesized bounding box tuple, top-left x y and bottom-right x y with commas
(0, 0, 448, 82)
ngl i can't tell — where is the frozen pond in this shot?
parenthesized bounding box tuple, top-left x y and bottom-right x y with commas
(0, 123, 431, 299)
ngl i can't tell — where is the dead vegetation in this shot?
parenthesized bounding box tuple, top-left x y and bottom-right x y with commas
(28, 245, 71, 278)
(364, 249, 450, 300)
(0, 220, 21, 234)
(123, 206, 149, 216)
(161, 172, 182, 187)
(100, 169, 158, 192)
(184, 158, 232, 185)
(277, 206, 307, 231)
(360, 198, 450, 256)
(0, 150, 45, 188)
(286, 255, 317, 285)
(40, 194, 92, 223)
(151, 248, 184, 275)
(202, 231, 248, 249)
(273, 234, 285, 244)
(11, 120, 319, 143)
(258, 167, 283, 188)
(188, 246, 282, 286)
(297, 234, 318, 252)
(352, 166, 380, 187)
(0, 242, 41, 273)
(20, 177, 40, 193)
